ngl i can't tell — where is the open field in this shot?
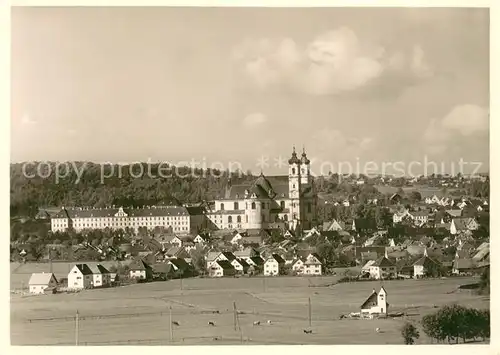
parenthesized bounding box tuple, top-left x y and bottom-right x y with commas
(11, 273, 488, 345)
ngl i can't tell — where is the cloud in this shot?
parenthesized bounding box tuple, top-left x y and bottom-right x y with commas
(232, 27, 432, 95)
(424, 104, 489, 154)
(242, 112, 267, 128)
(310, 128, 375, 161)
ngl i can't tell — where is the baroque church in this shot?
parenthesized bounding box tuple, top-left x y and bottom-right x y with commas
(206, 147, 317, 231)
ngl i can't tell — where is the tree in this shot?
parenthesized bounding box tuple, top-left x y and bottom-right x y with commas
(409, 191, 422, 203)
(191, 248, 206, 276)
(316, 242, 336, 270)
(401, 322, 420, 344)
(478, 267, 490, 294)
(421, 304, 490, 344)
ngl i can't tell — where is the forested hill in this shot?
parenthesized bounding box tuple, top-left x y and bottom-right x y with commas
(10, 162, 256, 217)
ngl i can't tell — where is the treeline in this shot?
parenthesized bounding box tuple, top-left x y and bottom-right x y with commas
(10, 162, 382, 219)
(421, 304, 489, 344)
(10, 162, 255, 217)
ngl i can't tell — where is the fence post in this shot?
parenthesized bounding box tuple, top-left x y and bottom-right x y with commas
(75, 310, 79, 346)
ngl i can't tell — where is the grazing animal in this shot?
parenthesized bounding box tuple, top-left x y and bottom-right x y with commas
(208, 321, 215, 326)
(253, 321, 260, 326)
(172, 321, 180, 326)
(303, 329, 313, 334)
(267, 320, 272, 324)
(375, 328, 380, 333)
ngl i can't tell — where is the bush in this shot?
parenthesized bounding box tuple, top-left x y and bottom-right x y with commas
(401, 322, 420, 344)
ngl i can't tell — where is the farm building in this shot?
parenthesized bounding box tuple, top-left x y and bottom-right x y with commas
(264, 254, 286, 276)
(68, 264, 94, 289)
(360, 287, 388, 317)
(28, 272, 58, 294)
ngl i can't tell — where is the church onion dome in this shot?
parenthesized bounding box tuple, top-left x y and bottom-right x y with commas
(301, 152, 310, 164)
(288, 147, 301, 164)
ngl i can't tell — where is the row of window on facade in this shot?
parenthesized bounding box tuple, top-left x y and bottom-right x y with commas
(65, 216, 187, 222)
(221, 213, 293, 224)
(220, 201, 311, 212)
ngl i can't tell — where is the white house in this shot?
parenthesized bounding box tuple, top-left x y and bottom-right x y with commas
(205, 251, 236, 269)
(129, 260, 153, 280)
(193, 233, 209, 244)
(68, 264, 94, 289)
(28, 273, 58, 294)
(302, 254, 322, 275)
(231, 258, 249, 274)
(409, 211, 429, 226)
(360, 287, 388, 316)
(264, 254, 285, 276)
(369, 251, 397, 279)
(88, 264, 112, 287)
(291, 258, 304, 273)
(393, 209, 411, 224)
(208, 260, 236, 277)
(413, 248, 440, 278)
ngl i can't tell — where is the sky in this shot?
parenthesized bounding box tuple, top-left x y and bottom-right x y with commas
(11, 7, 489, 176)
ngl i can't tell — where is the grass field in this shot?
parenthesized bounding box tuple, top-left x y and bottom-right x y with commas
(11, 269, 489, 345)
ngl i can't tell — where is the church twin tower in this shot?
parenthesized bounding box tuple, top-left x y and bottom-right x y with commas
(287, 146, 315, 230)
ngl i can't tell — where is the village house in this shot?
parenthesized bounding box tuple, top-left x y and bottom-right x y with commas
(166, 258, 191, 278)
(369, 251, 397, 280)
(68, 264, 94, 289)
(413, 248, 441, 278)
(322, 219, 345, 231)
(208, 260, 236, 277)
(88, 264, 112, 287)
(28, 272, 58, 294)
(360, 287, 389, 317)
(233, 247, 259, 264)
(193, 233, 210, 244)
(157, 235, 183, 248)
(450, 217, 479, 235)
(264, 254, 286, 276)
(291, 258, 304, 273)
(393, 209, 411, 224)
(129, 259, 153, 281)
(452, 258, 476, 275)
(231, 258, 250, 274)
(409, 211, 430, 226)
(302, 253, 322, 275)
(205, 251, 236, 269)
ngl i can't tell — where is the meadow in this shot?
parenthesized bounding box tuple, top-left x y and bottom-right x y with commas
(11, 266, 489, 345)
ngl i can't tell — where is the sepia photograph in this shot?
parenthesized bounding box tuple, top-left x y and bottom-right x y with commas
(9, 5, 490, 346)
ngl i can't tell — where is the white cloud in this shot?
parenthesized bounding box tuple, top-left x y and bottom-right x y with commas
(311, 128, 375, 161)
(424, 104, 489, 154)
(232, 27, 432, 95)
(441, 104, 489, 135)
(243, 112, 267, 128)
